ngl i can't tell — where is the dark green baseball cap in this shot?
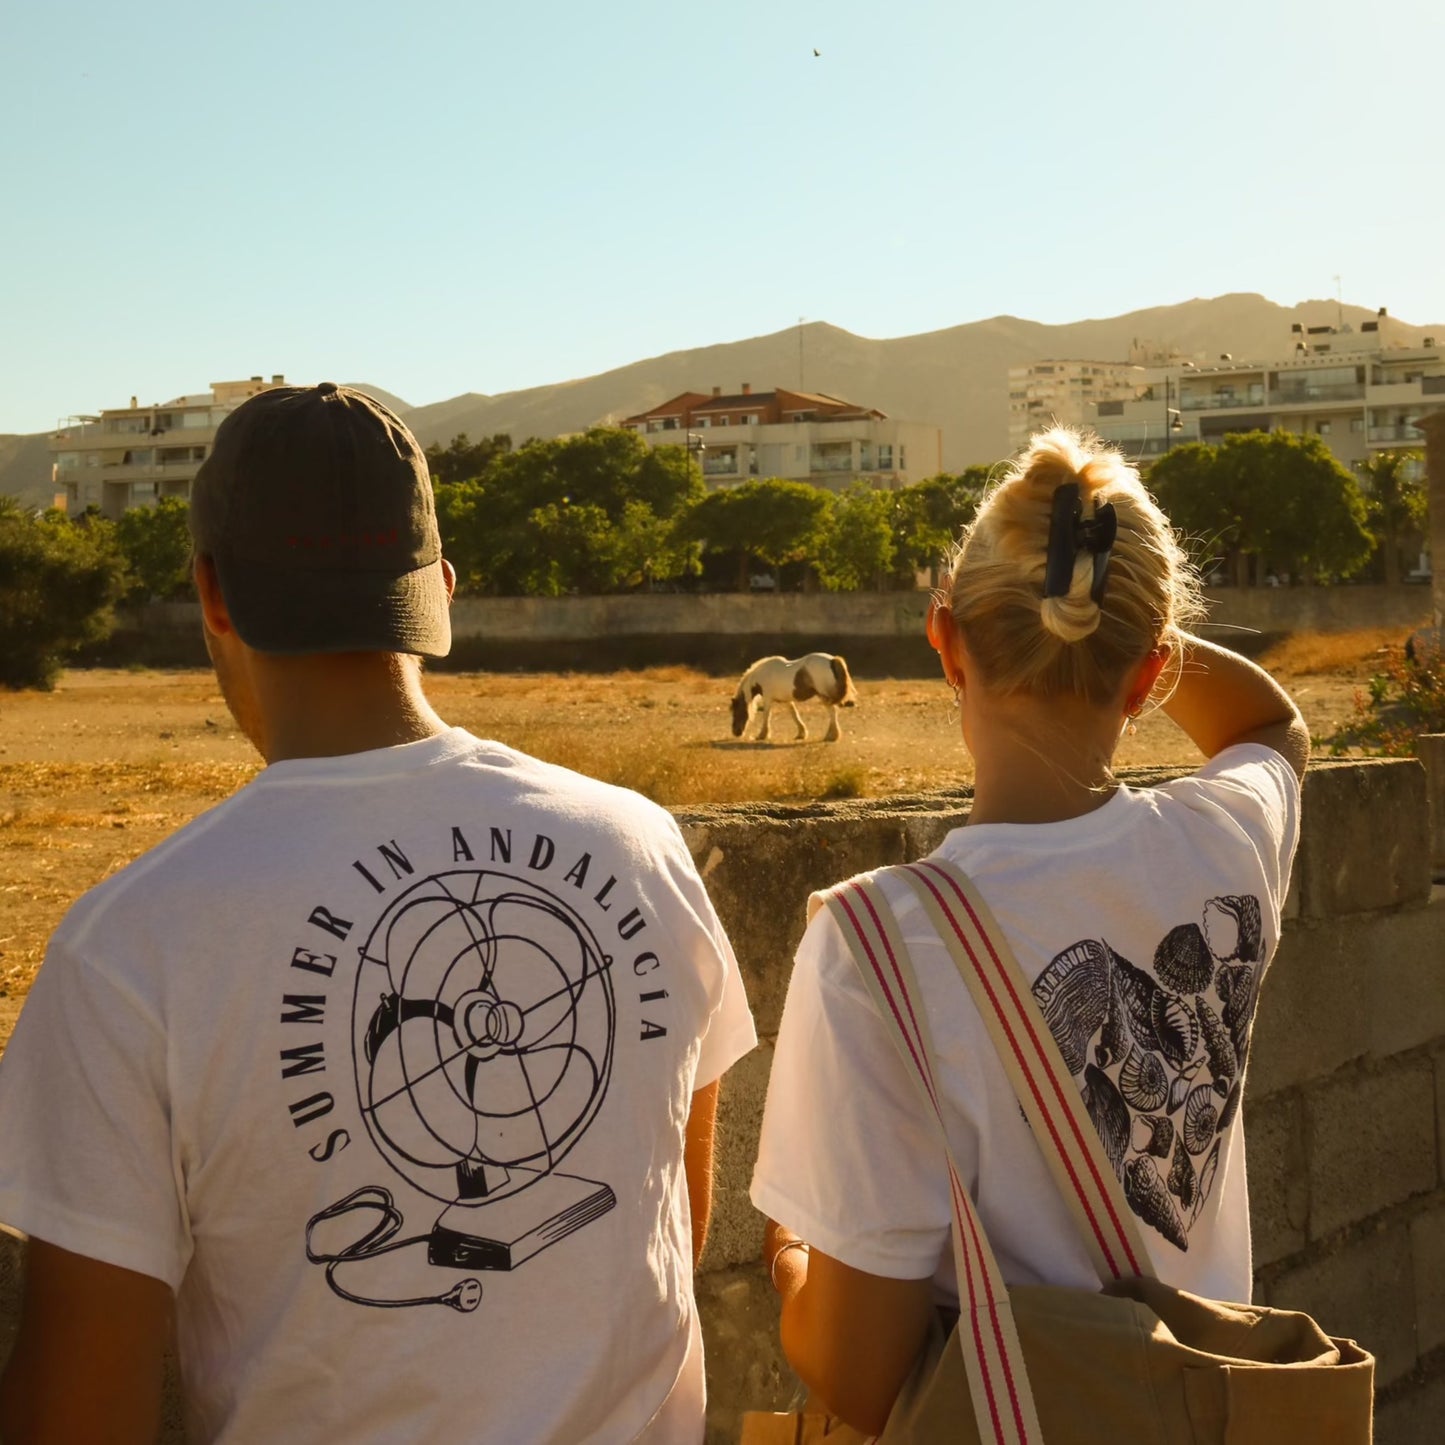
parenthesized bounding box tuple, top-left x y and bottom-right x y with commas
(190, 382, 451, 658)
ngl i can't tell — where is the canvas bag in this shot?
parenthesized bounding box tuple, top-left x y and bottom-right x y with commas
(743, 859, 1373, 1445)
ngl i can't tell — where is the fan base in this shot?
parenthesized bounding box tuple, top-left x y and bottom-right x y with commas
(429, 1170, 616, 1271)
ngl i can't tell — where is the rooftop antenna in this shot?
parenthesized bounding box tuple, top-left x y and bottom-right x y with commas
(798, 317, 806, 390)
(1333, 274, 1344, 330)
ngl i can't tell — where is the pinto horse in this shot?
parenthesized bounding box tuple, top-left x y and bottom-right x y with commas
(730, 653, 859, 742)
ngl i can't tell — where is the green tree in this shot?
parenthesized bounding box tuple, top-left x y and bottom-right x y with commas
(892, 467, 992, 585)
(1357, 449, 1427, 585)
(114, 496, 195, 602)
(817, 485, 897, 591)
(0, 500, 127, 689)
(1150, 432, 1372, 585)
(674, 479, 834, 591)
(424, 432, 513, 485)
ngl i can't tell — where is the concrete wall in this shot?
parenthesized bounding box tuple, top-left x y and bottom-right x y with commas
(3, 755, 1443, 1441)
(115, 585, 1432, 675)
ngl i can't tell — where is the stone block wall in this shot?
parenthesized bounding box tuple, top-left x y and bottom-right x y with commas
(2, 755, 1443, 1441)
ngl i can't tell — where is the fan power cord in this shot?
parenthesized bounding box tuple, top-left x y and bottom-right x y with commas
(305, 1185, 483, 1313)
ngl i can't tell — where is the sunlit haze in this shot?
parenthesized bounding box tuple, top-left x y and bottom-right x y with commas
(4, 0, 1442, 433)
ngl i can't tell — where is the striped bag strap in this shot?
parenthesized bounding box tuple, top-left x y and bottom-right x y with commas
(893, 858, 1155, 1286)
(821, 876, 1043, 1445)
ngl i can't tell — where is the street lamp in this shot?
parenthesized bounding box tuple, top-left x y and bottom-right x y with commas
(1162, 374, 1185, 455)
(685, 430, 706, 479)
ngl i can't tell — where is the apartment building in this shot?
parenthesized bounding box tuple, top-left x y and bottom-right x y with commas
(1083, 319, 1445, 469)
(1007, 360, 1152, 453)
(622, 384, 942, 490)
(50, 375, 288, 519)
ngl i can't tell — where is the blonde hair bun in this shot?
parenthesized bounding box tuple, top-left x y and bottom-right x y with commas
(940, 427, 1202, 705)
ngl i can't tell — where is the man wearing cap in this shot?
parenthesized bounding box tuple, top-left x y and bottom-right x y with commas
(0, 383, 755, 1443)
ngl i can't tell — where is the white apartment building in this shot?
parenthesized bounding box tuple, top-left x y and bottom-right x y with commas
(622, 385, 942, 491)
(1083, 319, 1444, 469)
(1007, 360, 1152, 453)
(50, 375, 288, 519)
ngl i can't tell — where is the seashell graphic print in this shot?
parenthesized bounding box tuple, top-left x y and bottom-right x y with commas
(1130, 1113, 1174, 1158)
(1183, 1085, 1220, 1155)
(1195, 996, 1238, 1094)
(1119, 1046, 1169, 1112)
(1112, 954, 1165, 1055)
(1216, 963, 1259, 1060)
(1168, 1136, 1198, 1212)
(1150, 992, 1199, 1067)
(1043, 895, 1264, 1250)
(1204, 895, 1262, 964)
(1154, 923, 1214, 994)
(1124, 1156, 1188, 1251)
(1083, 1064, 1131, 1175)
(1032, 940, 1112, 1077)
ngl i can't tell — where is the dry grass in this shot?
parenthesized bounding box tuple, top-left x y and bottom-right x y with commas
(0, 642, 1380, 1018)
(1256, 627, 1404, 679)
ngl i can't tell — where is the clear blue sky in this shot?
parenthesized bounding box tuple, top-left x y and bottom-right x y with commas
(4, 0, 1441, 434)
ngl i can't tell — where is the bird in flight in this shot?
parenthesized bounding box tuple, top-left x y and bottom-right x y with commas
(813, 48, 821, 57)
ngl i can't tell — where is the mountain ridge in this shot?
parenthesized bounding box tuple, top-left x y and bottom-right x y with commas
(3, 294, 1439, 507)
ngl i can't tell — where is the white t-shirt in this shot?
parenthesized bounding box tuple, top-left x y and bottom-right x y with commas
(0, 728, 756, 1444)
(752, 745, 1300, 1306)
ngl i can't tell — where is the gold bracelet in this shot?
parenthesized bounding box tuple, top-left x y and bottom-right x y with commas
(769, 1238, 810, 1292)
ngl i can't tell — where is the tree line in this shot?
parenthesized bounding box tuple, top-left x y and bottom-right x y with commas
(0, 424, 1429, 689)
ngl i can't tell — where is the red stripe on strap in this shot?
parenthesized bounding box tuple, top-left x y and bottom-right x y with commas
(836, 884, 1029, 1443)
(831, 889, 1015, 1442)
(911, 862, 1146, 1279)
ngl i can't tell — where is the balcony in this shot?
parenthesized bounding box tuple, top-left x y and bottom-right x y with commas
(1179, 393, 1264, 411)
(1271, 383, 1365, 405)
(1367, 425, 1424, 444)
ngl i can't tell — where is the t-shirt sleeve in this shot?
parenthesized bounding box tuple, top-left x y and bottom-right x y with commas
(0, 936, 188, 1290)
(749, 909, 951, 1280)
(657, 820, 756, 1090)
(1162, 743, 1302, 911)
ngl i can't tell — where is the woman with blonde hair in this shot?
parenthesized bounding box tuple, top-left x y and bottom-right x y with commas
(750, 426, 1309, 1433)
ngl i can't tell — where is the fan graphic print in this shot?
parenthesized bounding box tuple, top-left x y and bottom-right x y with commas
(1030, 894, 1264, 1251)
(306, 869, 617, 1312)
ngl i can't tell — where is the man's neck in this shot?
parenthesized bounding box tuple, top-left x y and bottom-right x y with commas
(248, 652, 450, 763)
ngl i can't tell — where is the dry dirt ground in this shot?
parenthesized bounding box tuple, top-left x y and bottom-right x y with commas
(0, 634, 1389, 1035)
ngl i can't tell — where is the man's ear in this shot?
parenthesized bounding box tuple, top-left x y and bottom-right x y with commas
(193, 555, 234, 637)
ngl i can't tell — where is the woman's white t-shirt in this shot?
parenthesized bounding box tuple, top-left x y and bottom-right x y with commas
(751, 745, 1301, 1304)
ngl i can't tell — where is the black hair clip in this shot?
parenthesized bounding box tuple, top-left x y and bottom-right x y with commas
(1044, 483, 1118, 605)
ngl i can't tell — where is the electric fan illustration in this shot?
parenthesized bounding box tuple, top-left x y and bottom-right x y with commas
(308, 869, 616, 1310)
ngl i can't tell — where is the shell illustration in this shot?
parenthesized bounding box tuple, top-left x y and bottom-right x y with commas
(1216, 964, 1259, 1058)
(1195, 996, 1238, 1093)
(1131, 1113, 1174, 1158)
(1032, 940, 1111, 1077)
(1218, 1079, 1242, 1132)
(1150, 992, 1199, 1068)
(1183, 1084, 1219, 1154)
(1124, 1156, 1188, 1251)
(1204, 895, 1262, 964)
(1113, 954, 1164, 1055)
(1098, 961, 1134, 1068)
(1168, 1136, 1198, 1211)
(1193, 1140, 1221, 1225)
(1083, 1064, 1131, 1175)
(1119, 1045, 1168, 1112)
(1154, 923, 1214, 994)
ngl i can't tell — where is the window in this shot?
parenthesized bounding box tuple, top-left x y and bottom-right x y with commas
(55, 452, 79, 470)
(899, 444, 907, 469)
(878, 444, 894, 469)
(741, 413, 758, 424)
(1317, 420, 1332, 435)
(716, 416, 729, 426)
(1350, 418, 1364, 433)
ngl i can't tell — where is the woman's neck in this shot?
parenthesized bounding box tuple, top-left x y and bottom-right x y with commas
(962, 692, 1123, 826)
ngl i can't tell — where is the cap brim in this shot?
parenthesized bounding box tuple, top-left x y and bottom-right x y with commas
(216, 557, 452, 659)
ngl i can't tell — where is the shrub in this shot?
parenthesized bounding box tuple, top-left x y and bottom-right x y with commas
(1330, 633, 1445, 757)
